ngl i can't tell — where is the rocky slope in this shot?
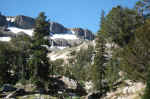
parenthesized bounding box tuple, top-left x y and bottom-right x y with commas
(103, 81, 145, 99)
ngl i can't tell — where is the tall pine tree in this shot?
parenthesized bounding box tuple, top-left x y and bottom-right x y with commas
(28, 12, 51, 85)
(91, 10, 108, 97)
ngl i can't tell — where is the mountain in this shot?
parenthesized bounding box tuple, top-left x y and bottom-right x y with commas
(0, 13, 7, 26)
(0, 13, 95, 49)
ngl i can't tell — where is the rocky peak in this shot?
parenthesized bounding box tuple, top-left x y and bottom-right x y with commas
(14, 15, 35, 29)
(0, 13, 7, 26)
(49, 22, 68, 34)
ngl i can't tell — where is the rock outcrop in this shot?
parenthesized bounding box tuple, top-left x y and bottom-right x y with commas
(49, 38, 84, 48)
(0, 27, 16, 37)
(70, 28, 95, 40)
(0, 13, 7, 26)
(14, 15, 35, 29)
(49, 22, 68, 34)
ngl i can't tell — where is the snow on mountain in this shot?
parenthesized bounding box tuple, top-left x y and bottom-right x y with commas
(51, 33, 78, 40)
(8, 27, 34, 36)
(6, 17, 16, 22)
(7, 27, 79, 40)
(71, 30, 76, 34)
(0, 37, 11, 42)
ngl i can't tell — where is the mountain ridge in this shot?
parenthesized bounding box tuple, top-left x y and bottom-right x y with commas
(0, 13, 95, 49)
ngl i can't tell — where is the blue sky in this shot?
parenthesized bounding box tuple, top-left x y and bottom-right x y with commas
(0, 0, 138, 33)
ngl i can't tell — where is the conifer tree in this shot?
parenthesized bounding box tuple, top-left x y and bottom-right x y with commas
(91, 10, 108, 96)
(28, 12, 51, 85)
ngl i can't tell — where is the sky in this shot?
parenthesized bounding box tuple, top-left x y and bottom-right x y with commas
(0, 0, 138, 33)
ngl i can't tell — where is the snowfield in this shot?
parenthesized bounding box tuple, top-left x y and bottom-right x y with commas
(51, 34, 78, 40)
(8, 27, 34, 36)
(0, 37, 11, 42)
(7, 27, 79, 40)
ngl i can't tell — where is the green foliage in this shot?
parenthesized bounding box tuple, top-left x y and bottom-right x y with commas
(51, 59, 64, 75)
(101, 6, 142, 46)
(91, 34, 108, 94)
(69, 45, 94, 81)
(118, 19, 150, 82)
(28, 12, 51, 84)
(105, 58, 120, 90)
(0, 42, 12, 85)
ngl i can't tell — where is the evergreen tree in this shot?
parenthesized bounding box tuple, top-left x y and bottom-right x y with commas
(11, 35, 32, 84)
(101, 6, 142, 46)
(28, 12, 51, 85)
(118, 19, 150, 82)
(91, 10, 108, 96)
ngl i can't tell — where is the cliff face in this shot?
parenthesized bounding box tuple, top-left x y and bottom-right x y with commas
(0, 14, 7, 26)
(5, 14, 95, 41)
(49, 22, 68, 33)
(14, 15, 35, 29)
(70, 28, 95, 40)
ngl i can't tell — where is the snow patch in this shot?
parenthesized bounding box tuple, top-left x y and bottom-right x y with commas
(8, 27, 33, 36)
(71, 30, 76, 34)
(6, 17, 16, 22)
(0, 37, 11, 42)
(51, 34, 78, 40)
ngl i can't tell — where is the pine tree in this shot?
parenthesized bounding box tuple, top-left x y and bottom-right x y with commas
(28, 12, 51, 85)
(91, 10, 108, 96)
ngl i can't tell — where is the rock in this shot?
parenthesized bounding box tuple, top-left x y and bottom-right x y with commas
(14, 15, 35, 29)
(60, 76, 77, 89)
(84, 29, 95, 40)
(71, 28, 85, 37)
(1, 84, 17, 92)
(51, 38, 70, 47)
(70, 28, 95, 40)
(84, 81, 93, 93)
(0, 14, 7, 26)
(49, 38, 83, 48)
(0, 27, 16, 37)
(49, 22, 68, 33)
